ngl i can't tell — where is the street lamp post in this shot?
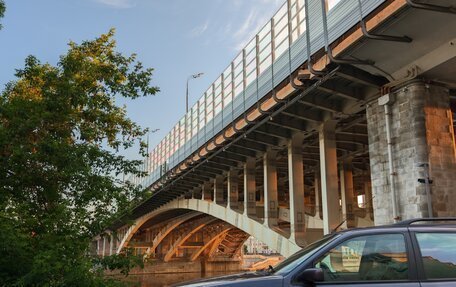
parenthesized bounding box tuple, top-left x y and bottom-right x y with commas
(186, 72, 204, 113)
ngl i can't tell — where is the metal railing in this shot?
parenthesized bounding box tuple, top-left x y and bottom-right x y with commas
(130, 0, 386, 188)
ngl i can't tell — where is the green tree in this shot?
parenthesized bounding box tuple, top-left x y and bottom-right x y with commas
(0, 29, 158, 286)
(0, 0, 5, 29)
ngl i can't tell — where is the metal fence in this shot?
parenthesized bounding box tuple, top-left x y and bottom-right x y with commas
(131, 0, 386, 188)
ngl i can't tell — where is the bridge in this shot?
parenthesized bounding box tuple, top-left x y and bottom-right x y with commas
(93, 0, 456, 273)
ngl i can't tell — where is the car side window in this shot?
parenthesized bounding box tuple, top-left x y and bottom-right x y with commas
(416, 232, 456, 279)
(315, 234, 409, 282)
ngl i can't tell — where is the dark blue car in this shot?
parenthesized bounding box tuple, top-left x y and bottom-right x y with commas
(176, 218, 456, 286)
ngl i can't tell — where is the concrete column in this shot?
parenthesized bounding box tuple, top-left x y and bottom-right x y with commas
(193, 187, 202, 200)
(202, 182, 212, 201)
(264, 150, 279, 229)
(228, 170, 239, 211)
(364, 180, 373, 218)
(102, 236, 106, 257)
(340, 158, 356, 228)
(244, 157, 257, 218)
(314, 171, 322, 219)
(319, 121, 341, 235)
(288, 134, 306, 246)
(214, 175, 225, 206)
(96, 238, 100, 256)
(110, 233, 114, 256)
(367, 81, 456, 224)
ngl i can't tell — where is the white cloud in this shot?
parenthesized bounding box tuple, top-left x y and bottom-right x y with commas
(188, 20, 210, 38)
(95, 0, 135, 9)
(233, 10, 269, 50)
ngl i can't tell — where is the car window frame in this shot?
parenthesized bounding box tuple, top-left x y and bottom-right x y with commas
(409, 227, 456, 283)
(299, 230, 418, 285)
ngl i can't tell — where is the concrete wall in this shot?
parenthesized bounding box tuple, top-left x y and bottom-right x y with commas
(123, 259, 242, 275)
(367, 81, 456, 225)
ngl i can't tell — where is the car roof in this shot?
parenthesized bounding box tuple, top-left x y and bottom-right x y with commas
(334, 217, 456, 236)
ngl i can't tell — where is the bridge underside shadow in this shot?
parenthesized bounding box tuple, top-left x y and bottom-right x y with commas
(113, 198, 312, 261)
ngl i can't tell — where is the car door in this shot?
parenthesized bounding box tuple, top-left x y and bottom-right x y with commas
(410, 228, 456, 287)
(292, 232, 420, 287)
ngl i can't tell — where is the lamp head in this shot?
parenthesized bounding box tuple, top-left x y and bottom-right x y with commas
(192, 72, 204, 79)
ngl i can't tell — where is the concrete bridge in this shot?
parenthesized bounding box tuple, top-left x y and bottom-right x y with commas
(94, 0, 456, 270)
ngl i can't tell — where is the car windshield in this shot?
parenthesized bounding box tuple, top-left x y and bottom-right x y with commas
(271, 233, 339, 275)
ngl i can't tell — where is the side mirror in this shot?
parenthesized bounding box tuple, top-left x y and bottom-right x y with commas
(298, 268, 324, 283)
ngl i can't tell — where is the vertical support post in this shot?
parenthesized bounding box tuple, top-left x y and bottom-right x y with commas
(214, 175, 225, 206)
(102, 236, 106, 257)
(244, 157, 257, 218)
(314, 171, 322, 219)
(264, 150, 279, 229)
(110, 233, 114, 256)
(202, 182, 212, 201)
(364, 180, 373, 218)
(288, 134, 306, 246)
(319, 121, 340, 234)
(97, 238, 100, 256)
(228, 169, 239, 211)
(340, 158, 356, 228)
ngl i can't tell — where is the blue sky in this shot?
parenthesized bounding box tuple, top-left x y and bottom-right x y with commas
(0, 0, 283, 159)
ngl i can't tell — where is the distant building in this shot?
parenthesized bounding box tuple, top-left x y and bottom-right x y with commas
(244, 236, 276, 254)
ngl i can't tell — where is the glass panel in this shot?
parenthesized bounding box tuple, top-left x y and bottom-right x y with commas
(274, 12, 288, 34)
(315, 234, 408, 282)
(234, 62, 243, 78)
(258, 21, 271, 41)
(259, 33, 271, 52)
(245, 38, 256, 54)
(416, 232, 456, 279)
(234, 73, 243, 90)
(290, 0, 298, 18)
(299, 20, 306, 36)
(234, 81, 243, 98)
(223, 93, 232, 106)
(245, 49, 256, 66)
(275, 38, 289, 58)
(273, 3, 287, 24)
(233, 51, 243, 67)
(275, 26, 289, 48)
(245, 59, 256, 77)
(259, 56, 272, 74)
(223, 85, 232, 103)
(246, 70, 257, 87)
(223, 66, 231, 79)
(206, 110, 213, 122)
(327, 0, 342, 11)
(259, 45, 272, 62)
(214, 103, 222, 115)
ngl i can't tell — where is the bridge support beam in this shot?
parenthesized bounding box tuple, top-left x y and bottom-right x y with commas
(202, 182, 212, 201)
(244, 157, 257, 219)
(340, 158, 356, 228)
(319, 121, 341, 235)
(264, 150, 279, 230)
(288, 134, 306, 246)
(367, 81, 456, 224)
(214, 175, 226, 206)
(228, 170, 241, 212)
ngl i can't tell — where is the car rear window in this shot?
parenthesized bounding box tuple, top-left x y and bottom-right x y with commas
(416, 232, 456, 279)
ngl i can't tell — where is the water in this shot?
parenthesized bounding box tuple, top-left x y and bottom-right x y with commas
(122, 271, 239, 287)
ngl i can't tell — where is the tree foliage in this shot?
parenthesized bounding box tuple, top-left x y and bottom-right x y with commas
(0, 0, 5, 29)
(0, 30, 158, 286)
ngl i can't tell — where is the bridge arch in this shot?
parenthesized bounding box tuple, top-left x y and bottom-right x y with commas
(116, 197, 311, 257)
